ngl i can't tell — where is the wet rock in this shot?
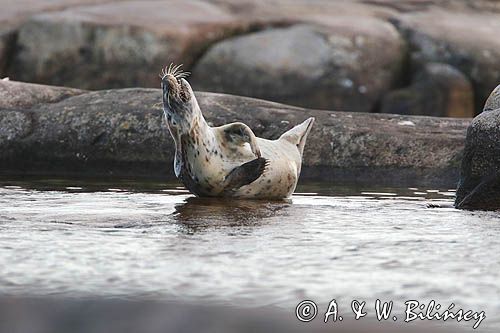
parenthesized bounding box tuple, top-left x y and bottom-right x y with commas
(455, 84, 500, 210)
(0, 110, 32, 147)
(396, 9, 500, 114)
(381, 63, 475, 117)
(8, 1, 252, 89)
(0, 81, 469, 186)
(192, 21, 406, 112)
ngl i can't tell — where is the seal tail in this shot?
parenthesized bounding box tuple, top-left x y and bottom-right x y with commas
(279, 117, 315, 156)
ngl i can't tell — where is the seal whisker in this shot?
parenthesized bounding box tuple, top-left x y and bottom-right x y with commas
(171, 64, 183, 76)
(161, 63, 189, 80)
(176, 72, 191, 79)
(169, 64, 179, 76)
(160, 65, 172, 80)
(175, 65, 186, 77)
(174, 63, 183, 72)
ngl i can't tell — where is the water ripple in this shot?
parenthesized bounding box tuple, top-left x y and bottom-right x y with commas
(0, 179, 499, 330)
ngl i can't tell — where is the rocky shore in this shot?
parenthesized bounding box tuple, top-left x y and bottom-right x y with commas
(1, 0, 499, 117)
(0, 80, 469, 187)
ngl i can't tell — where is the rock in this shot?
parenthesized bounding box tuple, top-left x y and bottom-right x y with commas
(359, 0, 499, 13)
(0, 110, 32, 148)
(2, 0, 498, 118)
(458, 0, 500, 12)
(1, 0, 499, 119)
(0, 81, 469, 186)
(484, 83, 500, 111)
(0, 80, 84, 109)
(0, 29, 15, 77)
(455, 84, 500, 210)
(8, 0, 253, 89)
(0, 1, 108, 27)
(396, 9, 500, 114)
(381, 63, 475, 117)
(192, 21, 406, 112)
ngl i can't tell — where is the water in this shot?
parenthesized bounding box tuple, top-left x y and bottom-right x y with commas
(0, 178, 499, 331)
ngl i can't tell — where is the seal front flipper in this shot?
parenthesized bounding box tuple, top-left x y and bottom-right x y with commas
(222, 157, 269, 194)
(221, 122, 261, 157)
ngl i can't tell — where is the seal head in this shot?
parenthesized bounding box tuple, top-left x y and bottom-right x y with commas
(161, 64, 198, 134)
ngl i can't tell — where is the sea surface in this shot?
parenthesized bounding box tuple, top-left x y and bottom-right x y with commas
(0, 178, 498, 331)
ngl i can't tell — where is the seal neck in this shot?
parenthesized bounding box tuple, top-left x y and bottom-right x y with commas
(190, 96, 211, 133)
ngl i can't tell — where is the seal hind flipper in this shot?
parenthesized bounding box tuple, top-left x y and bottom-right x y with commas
(279, 117, 315, 156)
(222, 157, 269, 194)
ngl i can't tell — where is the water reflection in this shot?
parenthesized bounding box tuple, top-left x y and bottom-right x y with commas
(172, 197, 291, 232)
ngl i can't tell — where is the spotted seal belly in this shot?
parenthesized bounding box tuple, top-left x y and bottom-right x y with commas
(159, 63, 314, 199)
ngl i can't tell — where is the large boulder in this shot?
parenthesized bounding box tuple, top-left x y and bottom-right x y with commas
(1, 0, 498, 118)
(8, 0, 254, 89)
(0, 80, 469, 186)
(381, 62, 475, 117)
(192, 20, 406, 112)
(456, 84, 500, 210)
(396, 9, 500, 114)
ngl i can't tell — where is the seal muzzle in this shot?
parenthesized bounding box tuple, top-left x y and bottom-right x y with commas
(162, 75, 191, 111)
(160, 63, 192, 112)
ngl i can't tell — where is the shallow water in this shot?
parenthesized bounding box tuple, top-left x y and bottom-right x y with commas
(0, 178, 499, 331)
